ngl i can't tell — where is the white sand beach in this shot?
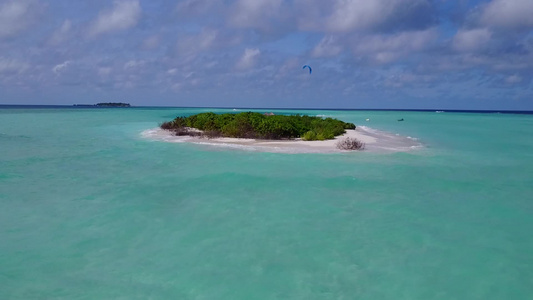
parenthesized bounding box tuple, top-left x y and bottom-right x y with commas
(142, 126, 422, 153)
(208, 128, 375, 150)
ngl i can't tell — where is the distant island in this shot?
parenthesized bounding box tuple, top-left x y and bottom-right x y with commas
(73, 102, 131, 107)
(161, 112, 359, 143)
(96, 102, 131, 107)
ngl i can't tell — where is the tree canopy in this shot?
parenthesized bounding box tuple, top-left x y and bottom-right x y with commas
(161, 112, 356, 141)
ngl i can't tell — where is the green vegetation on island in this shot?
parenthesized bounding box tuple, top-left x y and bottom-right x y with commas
(161, 112, 356, 141)
(95, 102, 131, 107)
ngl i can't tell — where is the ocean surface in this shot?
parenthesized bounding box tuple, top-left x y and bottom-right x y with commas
(1, 106, 532, 299)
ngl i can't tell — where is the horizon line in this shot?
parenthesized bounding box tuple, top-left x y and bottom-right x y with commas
(1, 104, 532, 114)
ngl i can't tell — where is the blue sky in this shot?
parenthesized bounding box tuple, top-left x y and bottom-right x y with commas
(0, 0, 532, 109)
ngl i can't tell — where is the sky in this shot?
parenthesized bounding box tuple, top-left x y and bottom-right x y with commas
(0, 0, 532, 109)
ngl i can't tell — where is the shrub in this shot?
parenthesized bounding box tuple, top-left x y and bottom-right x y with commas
(214, 114, 236, 129)
(202, 130, 223, 139)
(185, 115, 197, 128)
(257, 116, 298, 139)
(160, 121, 174, 130)
(221, 122, 241, 137)
(302, 131, 317, 141)
(336, 137, 365, 150)
(174, 128, 201, 136)
(344, 122, 356, 129)
(322, 131, 335, 140)
(190, 112, 217, 130)
(172, 117, 187, 128)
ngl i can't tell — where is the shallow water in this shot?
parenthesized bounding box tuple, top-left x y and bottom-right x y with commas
(1, 107, 532, 299)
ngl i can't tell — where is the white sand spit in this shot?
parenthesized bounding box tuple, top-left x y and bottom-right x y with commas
(141, 126, 422, 154)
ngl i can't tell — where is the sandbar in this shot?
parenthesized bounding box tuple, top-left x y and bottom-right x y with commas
(143, 126, 422, 154)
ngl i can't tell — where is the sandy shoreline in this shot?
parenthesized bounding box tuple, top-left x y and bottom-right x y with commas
(142, 126, 422, 154)
(205, 129, 376, 150)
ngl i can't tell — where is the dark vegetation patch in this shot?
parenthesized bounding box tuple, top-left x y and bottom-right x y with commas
(160, 112, 356, 141)
(95, 102, 131, 107)
(336, 137, 365, 150)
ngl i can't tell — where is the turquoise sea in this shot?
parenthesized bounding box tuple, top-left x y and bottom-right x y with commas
(1, 106, 532, 299)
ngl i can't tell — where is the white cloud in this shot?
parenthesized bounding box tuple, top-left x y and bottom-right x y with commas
(384, 71, 436, 88)
(176, 0, 218, 15)
(88, 0, 141, 37)
(142, 35, 160, 50)
(479, 0, 533, 29)
(48, 20, 72, 45)
(236, 48, 260, 70)
(0, 57, 29, 74)
(98, 67, 112, 77)
(351, 29, 437, 63)
(176, 28, 218, 56)
(171, 82, 183, 91)
(505, 74, 522, 84)
(296, 0, 433, 33)
(326, 0, 389, 32)
(53, 61, 71, 74)
(275, 58, 299, 78)
(452, 28, 492, 52)
(0, 0, 41, 39)
(311, 36, 343, 57)
(124, 60, 145, 69)
(229, 0, 285, 30)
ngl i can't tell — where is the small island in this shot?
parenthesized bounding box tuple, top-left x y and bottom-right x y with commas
(160, 112, 365, 150)
(96, 102, 131, 107)
(73, 102, 131, 107)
